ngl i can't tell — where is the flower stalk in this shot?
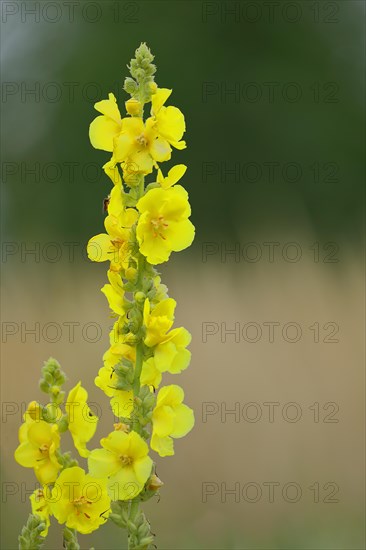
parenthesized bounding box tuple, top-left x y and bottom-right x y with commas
(15, 42, 194, 549)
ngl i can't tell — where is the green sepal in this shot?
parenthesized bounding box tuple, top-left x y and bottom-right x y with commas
(63, 527, 80, 550)
(18, 514, 45, 550)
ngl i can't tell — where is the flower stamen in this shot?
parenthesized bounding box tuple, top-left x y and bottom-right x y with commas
(120, 455, 133, 466)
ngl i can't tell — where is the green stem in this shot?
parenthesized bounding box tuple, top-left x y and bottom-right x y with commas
(129, 500, 140, 523)
(133, 342, 144, 396)
(127, 499, 154, 550)
(138, 174, 145, 198)
(132, 252, 147, 423)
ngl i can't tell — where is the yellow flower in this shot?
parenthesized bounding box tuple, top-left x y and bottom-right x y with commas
(150, 88, 186, 150)
(24, 400, 43, 422)
(87, 186, 138, 272)
(96, 365, 134, 419)
(136, 185, 195, 264)
(157, 164, 187, 189)
(50, 466, 110, 535)
(66, 382, 98, 458)
(14, 420, 61, 485)
(140, 357, 162, 388)
(89, 93, 122, 152)
(103, 342, 135, 370)
(30, 488, 51, 537)
(95, 343, 135, 418)
(114, 117, 170, 175)
(109, 317, 137, 346)
(103, 158, 122, 186)
(154, 327, 191, 375)
(151, 385, 194, 457)
(143, 298, 176, 347)
(89, 87, 186, 175)
(88, 431, 153, 501)
(96, 344, 160, 404)
(101, 270, 125, 316)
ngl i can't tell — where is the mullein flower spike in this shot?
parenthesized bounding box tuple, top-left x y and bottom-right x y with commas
(15, 43, 194, 550)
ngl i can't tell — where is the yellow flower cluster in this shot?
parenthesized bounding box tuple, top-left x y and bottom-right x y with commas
(14, 44, 194, 547)
(86, 46, 195, 462)
(14, 385, 110, 536)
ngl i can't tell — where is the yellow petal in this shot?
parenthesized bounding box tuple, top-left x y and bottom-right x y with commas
(88, 448, 120, 477)
(104, 159, 122, 186)
(160, 164, 187, 189)
(101, 283, 124, 316)
(171, 403, 195, 438)
(152, 405, 175, 437)
(149, 136, 172, 163)
(87, 234, 112, 262)
(110, 390, 134, 419)
(156, 106, 186, 143)
(89, 115, 121, 152)
(151, 433, 174, 457)
(170, 139, 186, 150)
(94, 93, 121, 124)
(151, 88, 172, 115)
(108, 184, 124, 217)
(165, 219, 195, 252)
(157, 384, 184, 408)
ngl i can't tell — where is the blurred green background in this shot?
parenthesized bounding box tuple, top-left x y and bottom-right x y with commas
(1, 1, 364, 549)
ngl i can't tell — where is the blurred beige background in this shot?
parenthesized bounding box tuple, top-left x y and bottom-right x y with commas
(1, 230, 364, 549)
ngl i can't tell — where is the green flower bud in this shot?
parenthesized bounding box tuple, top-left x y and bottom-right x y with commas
(58, 414, 69, 433)
(63, 527, 80, 550)
(125, 267, 137, 281)
(134, 291, 145, 304)
(18, 514, 46, 550)
(57, 451, 78, 469)
(126, 42, 157, 104)
(139, 536, 155, 547)
(43, 403, 59, 423)
(39, 380, 49, 393)
(39, 357, 66, 402)
(113, 379, 132, 391)
(124, 77, 138, 95)
(44, 372, 53, 384)
(134, 396, 143, 407)
(54, 390, 65, 405)
(114, 363, 131, 376)
(127, 521, 137, 534)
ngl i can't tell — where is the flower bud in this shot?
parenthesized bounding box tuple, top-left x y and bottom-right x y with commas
(125, 98, 142, 116)
(25, 401, 42, 421)
(149, 82, 158, 94)
(43, 403, 61, 423)
(134, 68, 145, 81)
(125, 267, 137, 281)
(40, 383, 49, 394)
(147, 474, 164, 491)
(134, 396, 143, 407)
(124, 77, 138, 95)
(134, 291, 145, 304)
(114, 422, 129, 433)
(58, 415, 69, 433)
